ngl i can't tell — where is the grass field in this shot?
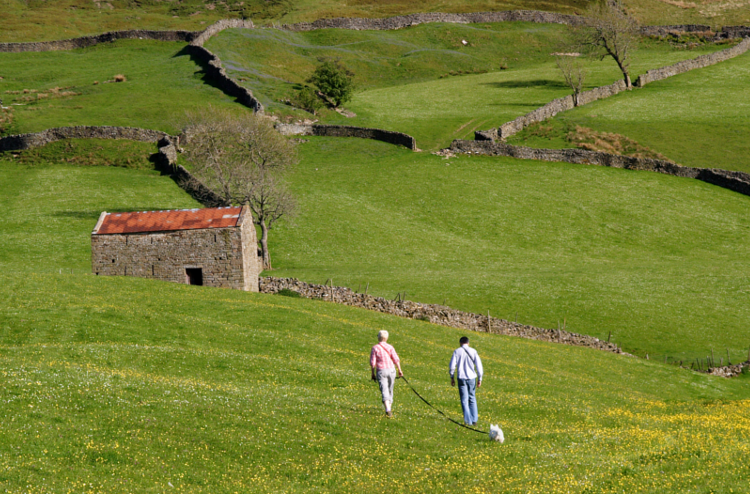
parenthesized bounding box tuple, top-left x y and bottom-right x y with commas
(6, 138, 750, 362)
(268, 137, 750, 361)
(0, 39, 243, 136)
(209, 24, 730, 149)
(3, 2, 750, 489)
(2, 270, 750, 493)
(508, 49, 750, 173)
(0, 146, 200, 274)
(2, 0, 750, 43)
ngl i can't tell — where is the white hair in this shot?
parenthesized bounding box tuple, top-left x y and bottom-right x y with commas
(378, 330, 389, 342)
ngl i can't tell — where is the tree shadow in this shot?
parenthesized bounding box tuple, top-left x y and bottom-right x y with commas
(482, 79, 568, 89)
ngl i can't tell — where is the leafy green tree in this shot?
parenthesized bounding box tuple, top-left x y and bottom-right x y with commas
(307, 60, 355, 107)
(293, 85, 324, 115)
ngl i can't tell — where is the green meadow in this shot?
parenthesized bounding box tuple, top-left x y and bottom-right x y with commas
(0, 39, 242, 136)
(270, 137, 750, 361)
(2, 0, 750, 43)
(2, 5, 750, 492)
(209, 24, 730, 149)
(509, 49, 750, 173)
(4, 138, 750, 361)
(1, 154, 749, 492)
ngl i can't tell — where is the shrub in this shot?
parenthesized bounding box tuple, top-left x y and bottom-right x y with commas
(0, 107, 15, 136)
(307, 60, 354, 107)
(292, 86, 324, 115)
(277, 288, 301, 298)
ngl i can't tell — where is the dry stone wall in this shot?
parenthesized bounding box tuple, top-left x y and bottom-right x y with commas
(0, 30, 199, 53)
(476, 80, 627, 141)
(450, 139, 750, 197)
(283, 10, 585, 32)
(0, 126, 169, 152)
(260, 277, 625, 354)
(185, 44, 264, 112)
(640, 25, 712, 37)
(152, 136, 229, 208)
(635, 37, 750, 86)
(189, 19, 255, 47)
(722, 26, 750, 39)
(276, 123, 417, 150)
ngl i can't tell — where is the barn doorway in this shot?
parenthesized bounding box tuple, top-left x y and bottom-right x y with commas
(185, 268, 203, 286)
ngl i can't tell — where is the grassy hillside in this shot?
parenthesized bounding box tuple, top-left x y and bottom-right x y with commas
(2, 0, 750, 43)
(6, 139, 750, 362)
(0, 144, 200, 273)
(0, 39, 243, 136)
(2, 271, 749, 493)
(508, 49, 750, 173)
(270, 137, 750, 361)
(2, 126, 750, 494)
(209, 24, 728, 149)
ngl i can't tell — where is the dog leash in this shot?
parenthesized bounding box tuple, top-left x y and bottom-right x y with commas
(399, 375, 486, 435)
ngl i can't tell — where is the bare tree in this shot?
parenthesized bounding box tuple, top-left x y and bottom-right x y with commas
(246, 170, 296, 270)
(556, 54, 587, 106)
(576, 0, 639, 88)
(182, 107, 297, 270)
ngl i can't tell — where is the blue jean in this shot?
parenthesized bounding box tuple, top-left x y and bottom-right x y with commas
(457, 378, 478, 425)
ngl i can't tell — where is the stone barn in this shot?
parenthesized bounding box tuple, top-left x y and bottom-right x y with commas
(91, 206, 261, 291)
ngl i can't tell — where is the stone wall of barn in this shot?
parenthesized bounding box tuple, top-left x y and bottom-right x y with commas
(91, 224, 259, 291)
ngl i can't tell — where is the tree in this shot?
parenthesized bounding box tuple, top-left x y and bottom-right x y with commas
(182, 108, 297, 270)
(555, 54, 587, 106)
(576, 0, 639, 88)
(245, 170, 296, 270)
(307, 59, 355, 107)
(292, 85, 324, 115)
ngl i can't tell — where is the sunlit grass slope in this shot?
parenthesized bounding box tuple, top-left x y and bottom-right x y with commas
(268, 137, 750, 360)
(509, 50, 750, 173)
(4, 140, 750, 361)
(0, 150, 200, 274)
(0, 39, 243, 136)
(209, 24, 729, 149)
(2, 271, 750, 493)
(2, 133, 750, 493)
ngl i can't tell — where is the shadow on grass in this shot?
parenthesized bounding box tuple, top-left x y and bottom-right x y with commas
(172, 45, 232, 96)
(482, 79, 568, 89)
(54, 211, 103, 220)
(54, 207, 183, 219)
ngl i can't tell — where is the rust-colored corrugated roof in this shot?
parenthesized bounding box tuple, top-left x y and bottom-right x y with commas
(94, 207, 243, 235)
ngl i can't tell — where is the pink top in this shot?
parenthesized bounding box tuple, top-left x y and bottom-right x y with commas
(370, 342, 400, 370)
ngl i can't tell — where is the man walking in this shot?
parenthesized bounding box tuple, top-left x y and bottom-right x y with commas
(370, 330, 404, 417)
(449, 336, 483, 426)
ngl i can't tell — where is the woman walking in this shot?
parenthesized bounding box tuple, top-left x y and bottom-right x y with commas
(370, 330, 404, 417)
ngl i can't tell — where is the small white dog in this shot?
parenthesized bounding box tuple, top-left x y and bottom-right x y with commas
(489, 424, 505, 443)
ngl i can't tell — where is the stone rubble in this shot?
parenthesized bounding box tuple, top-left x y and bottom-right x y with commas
(260, 277, 626, 355)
